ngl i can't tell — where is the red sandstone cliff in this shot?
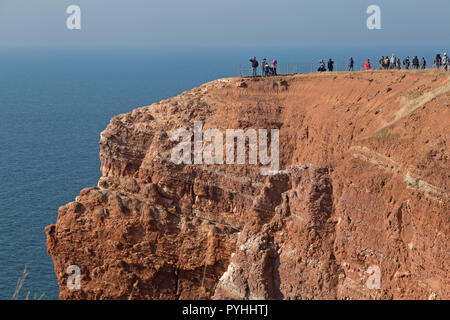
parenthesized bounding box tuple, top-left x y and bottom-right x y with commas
(46, 71, 449, 300)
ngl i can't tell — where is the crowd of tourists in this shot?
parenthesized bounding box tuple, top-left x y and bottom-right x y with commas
(249, 51, 449, 76)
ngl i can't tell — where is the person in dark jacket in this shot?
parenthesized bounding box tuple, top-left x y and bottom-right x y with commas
(412, 56, 419, 69)
(379, 56, 385, 70)
(327, 58, 334, 72)
(383, 56, 390, 70)
(403, 56, 411, 70)
(396, 57, 401, 69)
(250, 57, 259, 76)
(434, 54, 442, 71)
(348, 57, 354, 71)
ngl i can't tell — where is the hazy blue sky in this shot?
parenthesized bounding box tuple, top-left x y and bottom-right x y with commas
(0, 0, 448, 48)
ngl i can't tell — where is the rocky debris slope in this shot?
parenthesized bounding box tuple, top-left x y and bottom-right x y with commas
(46, 71, 449, 300)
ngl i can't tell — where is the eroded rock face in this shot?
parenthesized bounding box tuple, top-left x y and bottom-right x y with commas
(46, 72, 450, 300)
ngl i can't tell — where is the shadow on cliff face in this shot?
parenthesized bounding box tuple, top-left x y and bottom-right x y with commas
(213, 165, 339, 300)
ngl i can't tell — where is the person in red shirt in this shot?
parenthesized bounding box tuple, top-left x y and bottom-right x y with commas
(365, 59, 371, 70)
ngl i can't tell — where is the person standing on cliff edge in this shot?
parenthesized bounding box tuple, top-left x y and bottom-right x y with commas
(390, 54, 396, 69)
(261, 58, 267, 76)
(403, 56, 411, 70)
(271, 60, 278, 75)
(442, 53, 448, 71)
(434, 54, 442, 71)
(327, 58, 334, 72)
(421, 57, 427, 69)
(348, 57, 354, 71)
(412, 56, 420, 69)
(250, 57, 259, 77)
(318, 59, 326, 72)
(396, 57, 401, 69)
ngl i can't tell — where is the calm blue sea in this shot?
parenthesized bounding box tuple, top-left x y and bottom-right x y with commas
(0, 45, 444, 299)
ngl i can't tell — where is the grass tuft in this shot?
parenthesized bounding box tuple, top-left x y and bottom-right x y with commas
(11, 266, 45, 300)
